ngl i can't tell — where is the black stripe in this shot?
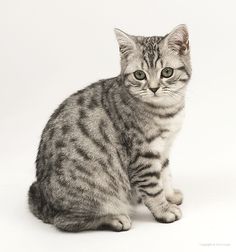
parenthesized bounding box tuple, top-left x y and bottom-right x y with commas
(131, 121, 145, 136)
(139, 182, 158, 188)
(162, 159, 169, 170)
(130, 164, 152, 180)
(160, 59, 163, 68)
(131, 152, 160, 167)
(176, 66, 186, 71)
(116, 149, 127, 172)
(146, 129, 170, 143)
(130, 152, 140, 165)
(77, 120, 90, 137)
(146, 132, 162, 143)
(70, 138, 77, 143)
(139, 171, 160, 179)
(56, 178, 67, 187)
(75, 146, 90, 160)
(61, 124, 70, 135)
(101, 91, 120, 132)
(176, 66, 190, 78)
(79, 109, 87, 119)
(178, 78, 189, 83)
(144, 56, 150, 68)
(99, 120, 110, 143)
(131, 179, 147, 187)
(134, 163, 152, 174)
(55, 140, 66, 149)
(97, 159, 118, 187)
(77, 120, 107, 153)
(77, 96, 84, 106)
(139, 188, 163, 197)
(140, 151, 160, 159)
(166, 79, 178, 85)
(74, 163, 92, 176)
(48, 128, 55, 140)
(88, 95, 99, 109)
(107, 153, 113, 167)
(154, 48, 160, 68)
(77, 174, 118, 198)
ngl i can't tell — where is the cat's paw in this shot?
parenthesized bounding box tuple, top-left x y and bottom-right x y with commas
(166, 189, 183, 205)
(110, 215, 132, 231)
(100, 214, 132, 231)
(155, 203, 182, 223)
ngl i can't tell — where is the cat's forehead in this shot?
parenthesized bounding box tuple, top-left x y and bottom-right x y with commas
(136, 36, 164, 68)
(138, 36, 163, 46)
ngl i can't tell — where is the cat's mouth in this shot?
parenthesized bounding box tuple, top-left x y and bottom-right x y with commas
(152, 93, 161, 98)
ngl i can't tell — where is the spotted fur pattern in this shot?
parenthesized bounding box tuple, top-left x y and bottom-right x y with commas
(28, 24, 191, 232)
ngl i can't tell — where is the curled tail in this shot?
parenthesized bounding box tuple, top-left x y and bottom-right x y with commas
(28, 182, 56, 224)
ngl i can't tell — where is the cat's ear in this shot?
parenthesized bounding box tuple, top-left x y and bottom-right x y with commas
(114, 28, 137, 56)
(165, 24, 189, 55)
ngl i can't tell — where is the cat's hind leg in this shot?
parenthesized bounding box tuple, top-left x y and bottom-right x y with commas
(28, 181, 56, 224)
(53, 212, 131, 232)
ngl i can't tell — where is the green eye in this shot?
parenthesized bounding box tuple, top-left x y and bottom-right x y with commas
(133, 70, 146, 80)
(161, 67, 174, 78)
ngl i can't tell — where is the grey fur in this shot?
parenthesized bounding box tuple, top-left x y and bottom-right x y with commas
(28, 24, 191, 232)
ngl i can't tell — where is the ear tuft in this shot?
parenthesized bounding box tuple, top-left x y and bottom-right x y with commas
(166, 24, 189, 55)
(114, 28, 136, 56)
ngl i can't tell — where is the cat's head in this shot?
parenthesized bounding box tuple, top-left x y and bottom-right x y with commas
(115, 25, 191, 106)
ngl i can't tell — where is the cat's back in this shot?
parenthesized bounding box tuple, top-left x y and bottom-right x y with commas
(35, 77, 120, 181)
(41, 76, 116, 137)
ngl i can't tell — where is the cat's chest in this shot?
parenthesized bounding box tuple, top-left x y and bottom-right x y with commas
(146, 110, 185, 155)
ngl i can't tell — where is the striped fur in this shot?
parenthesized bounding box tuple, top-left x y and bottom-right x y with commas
(28, 24, 191, 232)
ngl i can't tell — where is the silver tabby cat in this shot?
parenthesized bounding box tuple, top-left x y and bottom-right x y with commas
(28, 24, 191, 232)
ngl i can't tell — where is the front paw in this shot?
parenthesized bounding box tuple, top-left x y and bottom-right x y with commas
(166, 189, 183, 205)
(154, 203, 182, 223)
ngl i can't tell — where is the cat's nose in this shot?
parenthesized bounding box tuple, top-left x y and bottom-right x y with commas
(149, 87, 159, 94)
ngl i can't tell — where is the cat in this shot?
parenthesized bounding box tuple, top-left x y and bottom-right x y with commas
(28, 24, 191, 232)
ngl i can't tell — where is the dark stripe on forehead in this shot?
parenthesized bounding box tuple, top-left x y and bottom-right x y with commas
(160, 59, 163, 68)
(142, 37, 162, 68)
(143, 55, 150, 68)
(148, 52, 155, 68)
(154, 47, 160, 68)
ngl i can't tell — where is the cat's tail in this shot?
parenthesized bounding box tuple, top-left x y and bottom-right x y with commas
(28, 181, 55, 224)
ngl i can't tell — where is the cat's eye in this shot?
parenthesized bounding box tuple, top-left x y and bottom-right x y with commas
(161, 67, 174, 78)
(133, 70, 146, 80)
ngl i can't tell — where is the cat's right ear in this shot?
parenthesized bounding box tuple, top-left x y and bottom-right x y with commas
(114, 29, 136, 57)
(164, 24, 190, 56)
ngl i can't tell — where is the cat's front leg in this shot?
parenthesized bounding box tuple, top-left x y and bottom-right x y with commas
(144, 192, 182, 223)
(131, 157, 181, 223)
(161, 159, 183, 205)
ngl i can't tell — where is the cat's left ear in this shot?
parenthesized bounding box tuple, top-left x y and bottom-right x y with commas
(165, 24, 189, 55)
(114, 28, 137, 57)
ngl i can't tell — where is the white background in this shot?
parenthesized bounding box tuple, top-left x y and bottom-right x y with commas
(1, 0, 236, 251)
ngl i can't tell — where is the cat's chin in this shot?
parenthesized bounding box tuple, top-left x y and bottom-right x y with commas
(141, 95, 172, 104)
(141, 96, 183, 109)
